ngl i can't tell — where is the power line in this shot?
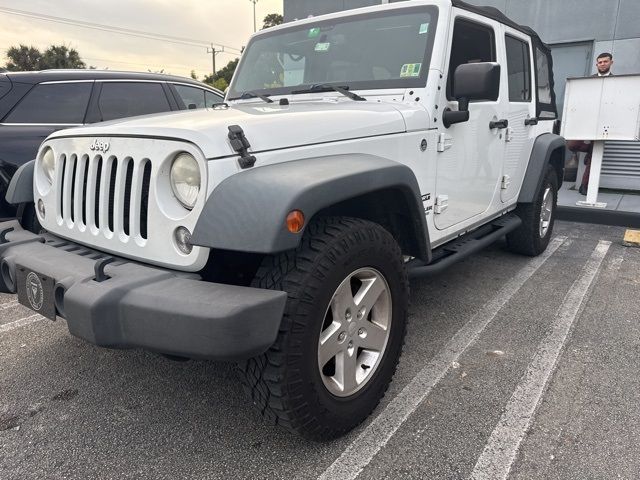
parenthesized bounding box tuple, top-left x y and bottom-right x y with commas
(0, 6, 243, 53)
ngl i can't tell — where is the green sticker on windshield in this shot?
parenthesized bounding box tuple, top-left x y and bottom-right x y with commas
(308, 27, 320, 38)
(400, 63, 422, 77)
(315, 42, 331, 52)
(419, 23, 429, 35)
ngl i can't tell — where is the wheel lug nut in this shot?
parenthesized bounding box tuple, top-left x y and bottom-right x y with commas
(357, 307, 366, 319)
(338, 332, 346, 342)
(358, 328, 364, 335)
(345, 309, 352, 321)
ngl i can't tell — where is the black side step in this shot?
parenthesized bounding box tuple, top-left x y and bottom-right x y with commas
(408, 213, 522, 279)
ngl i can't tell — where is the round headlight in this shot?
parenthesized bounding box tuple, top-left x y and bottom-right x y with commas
(41, 147, 55, 184)
(170, 153, 201, 210)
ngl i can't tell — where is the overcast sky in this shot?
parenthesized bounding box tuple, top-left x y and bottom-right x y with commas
(0, 0, 283, 79)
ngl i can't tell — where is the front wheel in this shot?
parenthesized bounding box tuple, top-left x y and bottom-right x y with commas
(506, 164, 558, 256)
(238, 217, 408, 440)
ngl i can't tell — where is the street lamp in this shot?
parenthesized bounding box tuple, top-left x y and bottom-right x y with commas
(249, 0, 258, 32)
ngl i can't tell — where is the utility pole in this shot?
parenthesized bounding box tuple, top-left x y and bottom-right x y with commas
(207, 44, 224, 78)
(249, 0, 258, 32)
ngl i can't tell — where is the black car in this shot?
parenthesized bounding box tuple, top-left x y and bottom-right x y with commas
(0, 69, 224, 219)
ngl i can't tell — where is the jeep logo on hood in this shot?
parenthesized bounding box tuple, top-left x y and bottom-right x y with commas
(89, 139, 110, 153)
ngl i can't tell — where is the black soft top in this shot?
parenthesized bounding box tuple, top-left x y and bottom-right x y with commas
(452, 0, 557, 118)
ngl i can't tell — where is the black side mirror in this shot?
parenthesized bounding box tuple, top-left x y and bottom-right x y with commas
(443, 62, 501, 128)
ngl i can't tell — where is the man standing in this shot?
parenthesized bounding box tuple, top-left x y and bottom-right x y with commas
(594, 52, 614, 77)
(568, 52, 614, 195)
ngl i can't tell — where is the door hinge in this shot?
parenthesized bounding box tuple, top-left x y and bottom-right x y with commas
(501, 175, 511, 190)
(437, 133, 453, 152)
(434, 194, 449, 214)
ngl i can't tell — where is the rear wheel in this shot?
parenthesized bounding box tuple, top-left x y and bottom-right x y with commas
(507, 164, 558, 256)
(238, 216, 408, 440)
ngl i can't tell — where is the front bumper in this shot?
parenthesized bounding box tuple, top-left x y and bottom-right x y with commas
(0, 221, 287, 360)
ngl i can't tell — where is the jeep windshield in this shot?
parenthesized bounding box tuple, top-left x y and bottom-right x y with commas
(228, 5, 438, 100)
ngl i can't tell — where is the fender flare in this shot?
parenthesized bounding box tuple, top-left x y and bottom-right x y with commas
(518, 133, 565, 203)
(5, 159, 34, 205)
(191, 155, 430, 260)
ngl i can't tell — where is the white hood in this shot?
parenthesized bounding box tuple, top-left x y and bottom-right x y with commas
(48, 100, 410, 159)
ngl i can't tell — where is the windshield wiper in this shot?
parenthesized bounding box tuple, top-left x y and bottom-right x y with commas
(291, 84, 366, 101)
(230, 91, 274, 103)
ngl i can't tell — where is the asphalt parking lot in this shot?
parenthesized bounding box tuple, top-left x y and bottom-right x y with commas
(1, 220, 639, 480)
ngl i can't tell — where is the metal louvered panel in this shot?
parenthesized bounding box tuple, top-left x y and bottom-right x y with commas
(601, 141, 640, 191)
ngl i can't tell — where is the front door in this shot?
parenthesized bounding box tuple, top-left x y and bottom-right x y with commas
(435, 13, 505, 230)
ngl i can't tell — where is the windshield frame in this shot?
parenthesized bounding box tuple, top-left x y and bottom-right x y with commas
(228, 5, 439, 100)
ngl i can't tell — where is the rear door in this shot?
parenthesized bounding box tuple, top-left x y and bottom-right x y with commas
(500, 28, 536, 203)
(86, 81, 173, 123)
(0, 81, 93, 168)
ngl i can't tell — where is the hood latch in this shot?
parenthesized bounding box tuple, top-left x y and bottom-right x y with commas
(228, 125, 256, 169)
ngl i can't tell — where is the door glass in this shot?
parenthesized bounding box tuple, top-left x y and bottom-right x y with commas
(447, 19, 496, 100)
(5, 82, 92, 124)
(205, 91, 223, 107)
(98, 82, 170, 121)
(174, 84, 206, 109)
(505, 35, 531, 102)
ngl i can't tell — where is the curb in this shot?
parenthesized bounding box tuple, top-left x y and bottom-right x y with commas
(557, 206, 640, 228)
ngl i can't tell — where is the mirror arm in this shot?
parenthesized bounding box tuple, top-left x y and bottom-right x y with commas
(442, 97, 470, 129)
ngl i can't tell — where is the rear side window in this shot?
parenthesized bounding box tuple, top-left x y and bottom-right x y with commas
(5, 82, 92, 124)
(173, 84, 206, 109)
(447, 19, 496, 100)
(535, 47, 556, 118)
(0, 75, 11, 100)
(98, 82, 171, 121)
(505, 35, 531, 102)
(205, 91, 223, 107)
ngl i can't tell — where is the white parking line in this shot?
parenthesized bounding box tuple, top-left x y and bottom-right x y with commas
(0, 313, 44, 334)
(1, 299, 19, 309)
(318, 236, 567, 480)
(470, 239, 611, 480)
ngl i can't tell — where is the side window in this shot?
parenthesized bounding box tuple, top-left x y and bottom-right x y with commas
(173, 84, 206, 109)
(535, 47, 556, 118)
(447, 18, 496, 100)
(97, 82, 171, 121)
(505, 35, 531, 102)
(205, 91, 223, 108)
(5, 82, 92, 124)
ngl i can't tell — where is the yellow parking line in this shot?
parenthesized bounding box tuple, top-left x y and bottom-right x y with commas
(623, 229, 640, 247)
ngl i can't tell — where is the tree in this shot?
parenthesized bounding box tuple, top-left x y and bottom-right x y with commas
(262, 13, 283, 29)
(5, 45, 42, 71)
(40, 45, 86, 69)
(190, 70, 198, 80)
(204, 58, 239, 86)
(4, 44, 86, 71)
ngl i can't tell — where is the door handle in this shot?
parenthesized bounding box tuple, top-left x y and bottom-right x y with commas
(524, 117, 539, 126)
(489, 119, 509, 130)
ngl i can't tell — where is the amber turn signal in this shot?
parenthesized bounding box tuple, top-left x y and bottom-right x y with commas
(286, 210, 305, 233)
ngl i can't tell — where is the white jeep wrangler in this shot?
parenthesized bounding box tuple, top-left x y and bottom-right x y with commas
(1, 0, 564, 440)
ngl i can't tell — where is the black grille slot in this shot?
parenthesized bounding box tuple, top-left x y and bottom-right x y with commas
(94, 156, 102, 229)
(140, 160, 151, 240)
(70, 156, 78, 222)
(108, 159, 118, 233)
(59, 155, 66, 218)
(123, 159, 134, 236)
(81, 157, 89, 226)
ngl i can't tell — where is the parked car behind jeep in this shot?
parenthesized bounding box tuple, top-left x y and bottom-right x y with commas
(0, 70, 224, 221)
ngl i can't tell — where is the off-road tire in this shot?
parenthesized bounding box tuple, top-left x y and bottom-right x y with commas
(506, 164, 558, 256)
(238, 216, 409, 440)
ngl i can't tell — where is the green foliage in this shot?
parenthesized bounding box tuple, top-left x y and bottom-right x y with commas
(190, 70, 198, 80)
(262, 13, 283, 29)
(5, 44, 86, 71)
(204, 58, 239, 86)
(212, 78, 228, 91)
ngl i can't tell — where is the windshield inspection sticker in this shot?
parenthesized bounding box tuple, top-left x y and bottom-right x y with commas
(419, 23, 429, 34)
(400, 63, 422, 77)
(314, 42, 331, 52)
(308, 27, 321, 38)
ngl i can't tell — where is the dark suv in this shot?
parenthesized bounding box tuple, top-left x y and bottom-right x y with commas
(0, 70, 224, 219)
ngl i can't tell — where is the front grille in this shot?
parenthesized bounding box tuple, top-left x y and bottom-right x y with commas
(58, 154, 151, 240)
